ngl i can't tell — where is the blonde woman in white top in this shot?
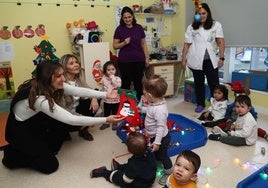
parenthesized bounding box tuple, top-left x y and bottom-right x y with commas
(59, 54, 100, 141)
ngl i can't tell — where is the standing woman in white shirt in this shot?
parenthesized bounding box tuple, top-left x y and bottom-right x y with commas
(2, 60, 123, 174)
(181, 3, 225, 113)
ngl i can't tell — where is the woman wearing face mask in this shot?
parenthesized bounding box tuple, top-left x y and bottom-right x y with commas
(181, 3, 225, 113)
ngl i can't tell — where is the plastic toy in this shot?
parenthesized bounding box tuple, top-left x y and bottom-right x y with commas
(192, 0, 202, 22)
(194, 14, 202, 22)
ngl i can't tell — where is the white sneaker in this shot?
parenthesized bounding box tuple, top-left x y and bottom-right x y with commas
(211, 126, 228, 137)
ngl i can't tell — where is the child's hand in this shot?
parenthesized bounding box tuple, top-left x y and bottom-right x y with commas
(151, 143, 160, 152)
(230, 124, 236, 130)
(227, 119, 232, 123)
(204, 111, 209, 118)
(109, 75, 115, 79)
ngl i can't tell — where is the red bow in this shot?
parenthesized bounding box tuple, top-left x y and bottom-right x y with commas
(226, 81, 244, 92)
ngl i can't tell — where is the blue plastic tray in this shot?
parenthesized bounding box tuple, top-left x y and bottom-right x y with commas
(116, 113, 207, 157)
(237, 164, 268, 188)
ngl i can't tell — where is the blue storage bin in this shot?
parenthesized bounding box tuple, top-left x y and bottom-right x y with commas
(237, 164, 268, 188)
(232, 71, 268, 91)
(116, 113, 207, 157)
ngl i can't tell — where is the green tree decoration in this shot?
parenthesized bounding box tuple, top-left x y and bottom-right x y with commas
(32, 40, 59, 76)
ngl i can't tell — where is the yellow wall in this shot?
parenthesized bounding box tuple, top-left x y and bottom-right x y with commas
(249, 92, 268, 108)
(228, 90, 268, 109)
(0, 0, 185, 89)
(0, 1, 267, 109)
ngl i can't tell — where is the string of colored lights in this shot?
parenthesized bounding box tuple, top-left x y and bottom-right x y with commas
(197, 155, 268, 188)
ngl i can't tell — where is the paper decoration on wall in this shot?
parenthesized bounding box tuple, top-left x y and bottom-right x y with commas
(0, 26, 11, 40)
(0, 62, 15, 100)
(32, 39, 59, 76)
(35, 24, 46, 37)
(92, 59, 103, 84)
(12, 26, 23, 39)
(1, 24, 46, 39)
(24, 25, 35, 38)
(0, 42, 15, 61)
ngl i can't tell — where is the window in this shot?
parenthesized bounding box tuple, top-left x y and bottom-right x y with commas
(220, 47, 268, 82)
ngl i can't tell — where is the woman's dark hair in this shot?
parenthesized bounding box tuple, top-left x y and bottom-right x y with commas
(102, 60, 120, 77)
(214, 84, 228, 101)
(22, 60, 64, 112)
(192, 3, 214, 30)
(120, 6, 137, 26)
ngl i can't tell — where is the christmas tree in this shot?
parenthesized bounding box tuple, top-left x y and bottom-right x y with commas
(32, 37, 59, 76)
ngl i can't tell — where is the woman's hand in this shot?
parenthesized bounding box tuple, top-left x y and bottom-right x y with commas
(106, 115, 125, 123)
(90, 98, 99, 113)
(218, 60, 224, 68)
(181, 60, 187, 69)
(145, 59, 150, 67)
(124, 37, 131, 45)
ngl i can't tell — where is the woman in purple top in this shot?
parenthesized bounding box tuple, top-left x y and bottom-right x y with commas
(113, 6, 149, 101)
